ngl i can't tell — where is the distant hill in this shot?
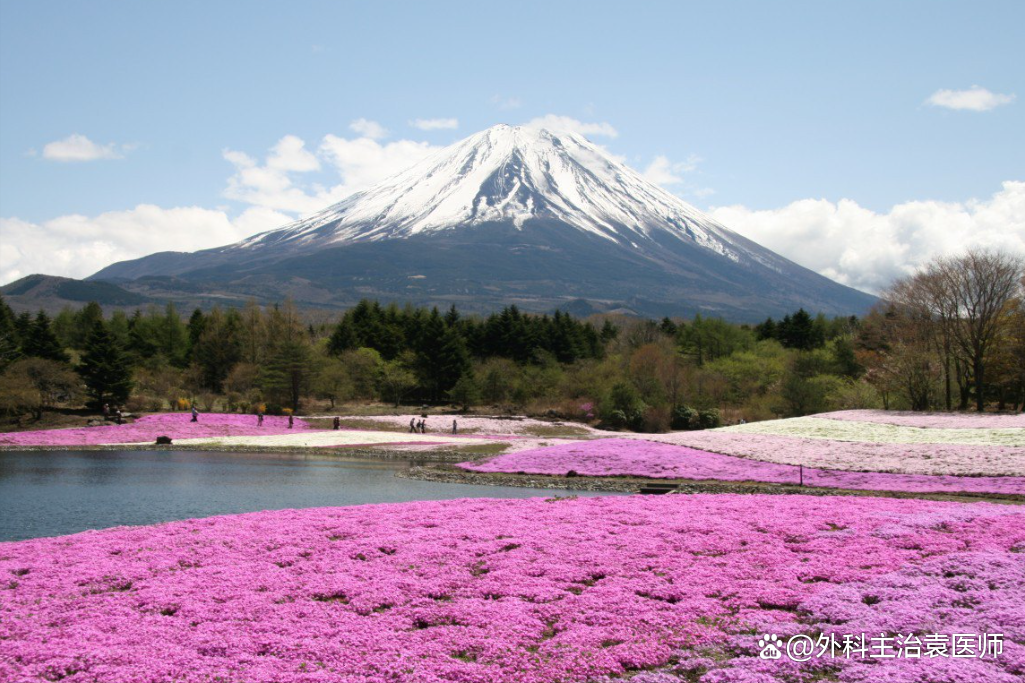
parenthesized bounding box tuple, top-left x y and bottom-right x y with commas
(1, 274, 150, 313)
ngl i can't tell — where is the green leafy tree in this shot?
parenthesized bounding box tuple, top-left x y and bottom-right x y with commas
(0, 358, 81, 419)
(378, 356, 417, 407)
(448, 372, 481, 411)
(313, 357, 352, 409)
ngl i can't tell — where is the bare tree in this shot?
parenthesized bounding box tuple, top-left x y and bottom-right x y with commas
(936, 250, 1024, 412)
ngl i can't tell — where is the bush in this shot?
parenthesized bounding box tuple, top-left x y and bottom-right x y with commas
(605, 409, 629, 430)
(126, 395, 163, 413)
(697, 408, 721, 429)
(671, 405, 697, 430)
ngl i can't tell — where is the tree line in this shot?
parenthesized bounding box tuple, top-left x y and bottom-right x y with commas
(1, 248, 1021, 429)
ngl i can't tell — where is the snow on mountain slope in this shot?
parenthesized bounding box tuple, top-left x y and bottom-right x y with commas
(233, 124, 757, 264)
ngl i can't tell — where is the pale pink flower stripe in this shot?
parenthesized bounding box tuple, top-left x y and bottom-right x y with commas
(0, 413, 310, 447)
(331, 414, 602, 436)
(819, 409, 1025, 430)
(459, 439, 1025, 495)
(1, 496, 1022, 682)
(638, 430, 1025, 477)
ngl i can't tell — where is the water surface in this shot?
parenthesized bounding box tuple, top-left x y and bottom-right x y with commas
(0, 450, 614, 541)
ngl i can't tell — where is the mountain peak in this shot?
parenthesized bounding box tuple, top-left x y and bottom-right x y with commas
(237, 124, 736, 257)
(88, 124, 877, 320)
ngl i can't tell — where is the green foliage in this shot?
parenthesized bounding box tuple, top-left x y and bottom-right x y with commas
(0, 296, 20, 372)
(448, 372, 482, 410)
(677, 315, 754, 365)
(77, 320, 133, 409)
(671, 405, 697, 430)
(0, 357, 81, 419)
(22, 311, 70, 363)
(378, 357, 417, 407)
(602, 382, 645, 430)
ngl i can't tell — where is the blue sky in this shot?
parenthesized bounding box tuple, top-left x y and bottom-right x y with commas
(1, 0, 1022, 290)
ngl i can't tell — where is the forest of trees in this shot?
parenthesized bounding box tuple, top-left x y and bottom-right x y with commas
(1, 250, 1022, 431)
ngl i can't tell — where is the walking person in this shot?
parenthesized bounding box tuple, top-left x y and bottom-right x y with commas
(288, 414, 294, 429)
(409, 418, 416, 433)
(102, 403, 110, 419)
(452, 419, 458, 434)
(191, 405, 198, 422)
(333, 416, 341, 430)
(420, 419, 427, 434)
(257, 409, 264, 427)
(115, 407, 123, 425)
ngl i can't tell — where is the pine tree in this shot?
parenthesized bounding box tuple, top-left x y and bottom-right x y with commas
(78, 320, 134, 409)
(0, 296, 21, 372)
(23, 311, 70, 363)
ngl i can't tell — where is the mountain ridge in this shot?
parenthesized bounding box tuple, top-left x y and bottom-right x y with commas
(88, 124, 876, 320)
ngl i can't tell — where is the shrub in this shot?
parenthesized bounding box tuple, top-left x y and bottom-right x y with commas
(671, 405, 697, 430)
(697, 408, 722, 429)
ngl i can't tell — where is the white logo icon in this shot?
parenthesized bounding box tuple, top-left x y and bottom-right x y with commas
(758, 633, 783, 659)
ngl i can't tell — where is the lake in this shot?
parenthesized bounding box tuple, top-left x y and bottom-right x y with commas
(0, 450, 616, 542)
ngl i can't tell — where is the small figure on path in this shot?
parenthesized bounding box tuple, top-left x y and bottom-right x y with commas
(257, 410, 264, 427)
(420, 420, 427, 434)
(333, 416, 341, 430)
(452, 419, 458, 434)
(288, 414, 294, 429)
(191, 405, 198, 422)
(409, 418, 416, 433)
(115, 407, 123, 425)
(102, 403, 110, 419)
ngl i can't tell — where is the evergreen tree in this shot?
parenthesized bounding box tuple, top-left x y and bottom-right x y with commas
(71, 302, 104, 349)
(0, 296, 21, 371)
(193, 309, 242, 391)
(13, 310, 32, 347)
(754, 317, 777, 341)
(431, 326, 472, 400)
(23, 311, 70, 363)
(187, 308, 206, 361)
(78, 320, 133, 409)
(599, 319, 619, 344)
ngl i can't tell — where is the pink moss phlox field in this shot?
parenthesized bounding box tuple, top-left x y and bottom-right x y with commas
(0, 413, 311, 447)
(332, 414, 602, 436)
(460, 439, 1025, 496)
(1, 496, 1023, 682)
(820, 410, 1025, 430)
(639, 430, 1025, 477)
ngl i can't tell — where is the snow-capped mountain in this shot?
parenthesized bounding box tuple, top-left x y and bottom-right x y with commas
(90, 124, 875, 319)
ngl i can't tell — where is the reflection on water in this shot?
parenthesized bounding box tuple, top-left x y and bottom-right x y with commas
(0, 450, 616, 541)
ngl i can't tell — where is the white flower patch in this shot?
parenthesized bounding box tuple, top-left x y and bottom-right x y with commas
(720, 416, 1025, 447)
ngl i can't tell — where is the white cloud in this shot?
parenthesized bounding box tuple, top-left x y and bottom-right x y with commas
(410, 118, 459, 131)
(41, 134, 130, 162)
(490, 95, 522, 110)
(0, 205, 291, 284)
(318, 135, 439, 193)
(926, 86, 1015, 112)
(642, 154, 701, 186)
(524, 115, 618, 138)
(222, 131, 442, 216)
(349, 118, 388, 140)
(709, 181, 1025, 294)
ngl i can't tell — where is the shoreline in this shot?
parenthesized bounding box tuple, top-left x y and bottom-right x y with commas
(401, 463, 1025, 504)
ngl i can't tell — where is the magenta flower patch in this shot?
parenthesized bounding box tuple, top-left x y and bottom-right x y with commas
(0, 413, 310, 447)
(0, 496, 1022, 682)
(460, 439, 1025, 495)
